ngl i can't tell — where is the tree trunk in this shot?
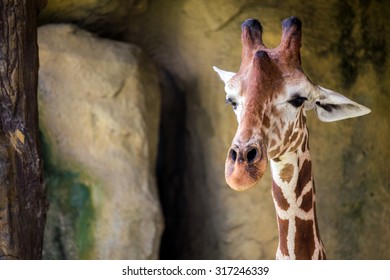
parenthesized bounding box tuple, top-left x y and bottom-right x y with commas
(0, 0, 47, 259)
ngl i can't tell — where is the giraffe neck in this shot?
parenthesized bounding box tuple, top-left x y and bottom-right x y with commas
(270, 140, 326, 260)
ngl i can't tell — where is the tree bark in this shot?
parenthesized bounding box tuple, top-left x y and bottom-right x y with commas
(0, 0, 47, 259)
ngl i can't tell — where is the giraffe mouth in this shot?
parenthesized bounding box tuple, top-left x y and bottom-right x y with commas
(224, 144, 267, 191)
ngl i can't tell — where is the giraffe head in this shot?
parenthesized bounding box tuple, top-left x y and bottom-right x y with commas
(214, 17, 370, 191)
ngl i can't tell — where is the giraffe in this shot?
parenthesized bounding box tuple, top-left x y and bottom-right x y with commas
(213, 17, 370, 260)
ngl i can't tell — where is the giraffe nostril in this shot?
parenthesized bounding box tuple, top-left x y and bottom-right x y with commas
(229, 149, 237, 162)
(246, 148, 259, 164)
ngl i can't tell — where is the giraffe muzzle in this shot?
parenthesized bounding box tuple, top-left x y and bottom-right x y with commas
(225, 143, 267, 191)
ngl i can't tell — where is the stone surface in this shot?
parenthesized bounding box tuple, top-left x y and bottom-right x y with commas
(38, 24, 163, 259)
(124, 0, 390, 259)
(39, 0, 148, 36)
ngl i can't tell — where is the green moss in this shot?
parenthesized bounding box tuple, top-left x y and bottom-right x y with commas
(41, 132, 95, 259)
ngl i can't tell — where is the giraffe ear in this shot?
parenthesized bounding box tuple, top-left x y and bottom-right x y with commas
(213, 66, 236, 84)
(313, 86, 371, 122)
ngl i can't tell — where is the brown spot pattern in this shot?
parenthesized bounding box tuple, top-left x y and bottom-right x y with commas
(268, 147, 281, 159)
(263, 115, 270, 128)
(290, 131, 299, 143)
(272, 180, 290, 210)
(300, 190, 313, 212)
(269, 139, 276, 149)
(272, 126, 281, 140)
(301, 134, 308, 153)
(298, 109, 306, 128)
(283, 123, 294, 146)
(289, 132, 303, 152)
(294, 217, 315, 259)
(313, 196, 326, 259)
(279, 163, 294, 183)
(296, 109, 305, 128)
(295, 159, 311, 198)
(277, 217, 289, 257)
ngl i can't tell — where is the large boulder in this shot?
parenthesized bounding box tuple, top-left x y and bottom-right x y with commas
(39, 0, 148, 35)
(38, 24, 163, 259)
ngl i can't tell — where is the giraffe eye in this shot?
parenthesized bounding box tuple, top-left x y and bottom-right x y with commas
(288, 96, 307, 107)
(226, 97, 238, 110)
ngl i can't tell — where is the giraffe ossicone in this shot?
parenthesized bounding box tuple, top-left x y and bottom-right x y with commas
(213, 16, 370, 259)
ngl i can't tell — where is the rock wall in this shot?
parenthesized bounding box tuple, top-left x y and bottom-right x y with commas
(38, 0, 390, 259)
(38, 0, 148, 36)
(38, 25, 163, 259)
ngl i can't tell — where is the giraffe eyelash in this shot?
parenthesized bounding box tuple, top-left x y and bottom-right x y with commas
(226, 97, 238, 110)
(288, 96, 307, 107)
